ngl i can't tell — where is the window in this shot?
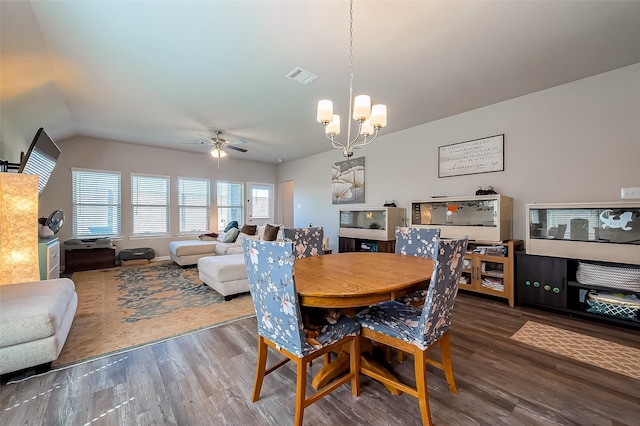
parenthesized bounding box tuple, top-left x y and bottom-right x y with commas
(131, 174, 170, 236)
(247, 182, 274, 222)
(216, 181, 244, 230)
(72, 169, 121, 238)
(178, 177, 210, 234)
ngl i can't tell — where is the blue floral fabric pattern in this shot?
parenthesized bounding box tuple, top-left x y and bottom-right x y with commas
(242, 239, 359, 357)
(395, 226, 440, 258)
(281, 226, 325, 258)
(395, 226, 440, 305)
(356, 237, 468, 350)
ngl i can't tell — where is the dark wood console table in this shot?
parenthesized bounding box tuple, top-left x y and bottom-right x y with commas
(64, 248, 116, 273)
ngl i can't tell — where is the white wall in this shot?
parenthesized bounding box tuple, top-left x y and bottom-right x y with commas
(277, 63, 640, 252)
(39, 136, 278, 259)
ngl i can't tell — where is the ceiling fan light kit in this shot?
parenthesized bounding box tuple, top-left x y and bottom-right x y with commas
(316, 0, 387, 158)
(210, 148, 227, 158)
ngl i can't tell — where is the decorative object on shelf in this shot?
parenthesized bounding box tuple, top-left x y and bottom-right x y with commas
(332, 157, 365, 204)
(0, 173, 40, 285)
(438, 134, 504, 178)
(475, 186, 498, 196)
(316, 0, 387, 158)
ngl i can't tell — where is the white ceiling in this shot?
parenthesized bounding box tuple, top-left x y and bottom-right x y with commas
(2, 1, 640, 164)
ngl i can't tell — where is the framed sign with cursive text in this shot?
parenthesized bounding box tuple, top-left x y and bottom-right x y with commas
(438, 134, 504, 178)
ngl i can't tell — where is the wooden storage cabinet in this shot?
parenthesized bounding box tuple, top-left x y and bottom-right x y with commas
(338, 237, 395, 253)
(515, 253, 567, 309)
(64, 247, 116, 273)
(38, 237, 60, 280)
(458, 240, 522, 307)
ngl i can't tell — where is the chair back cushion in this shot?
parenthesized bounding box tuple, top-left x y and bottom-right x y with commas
(415, 237, 468, 346)
(395, 226, 440, 259)
(241, 239, 307, 356)
(281, 227, 325, 258)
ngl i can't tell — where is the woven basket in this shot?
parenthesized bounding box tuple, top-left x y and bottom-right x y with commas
(576, 261, 640, 292)
(586, 291, 640, 322)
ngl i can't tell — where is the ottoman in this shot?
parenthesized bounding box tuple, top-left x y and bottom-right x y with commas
(198, 254, 249, 300)
(0, 278, 78, 375)
(169, 240, 219, 266)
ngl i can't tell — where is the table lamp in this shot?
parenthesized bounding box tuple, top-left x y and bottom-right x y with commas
(0, 173, 40, 285)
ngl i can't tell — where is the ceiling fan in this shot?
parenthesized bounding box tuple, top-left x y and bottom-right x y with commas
(184, 130, 247, 166)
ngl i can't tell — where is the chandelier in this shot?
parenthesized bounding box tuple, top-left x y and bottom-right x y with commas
(316, 0, 387, 158)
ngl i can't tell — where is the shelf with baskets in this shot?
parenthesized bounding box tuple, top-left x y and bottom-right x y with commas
(516, 254, 640, 329)
(459, 240, 522, 307)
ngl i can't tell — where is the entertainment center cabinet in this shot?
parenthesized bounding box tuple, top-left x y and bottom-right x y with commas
(64, 247, 116, 273)
(338, 207, 404, 253)
(518, 202, 640, 329)
(410, 194, 520, 306)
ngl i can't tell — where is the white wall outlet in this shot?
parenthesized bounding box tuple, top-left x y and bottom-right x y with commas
(620, 187, 640, 199)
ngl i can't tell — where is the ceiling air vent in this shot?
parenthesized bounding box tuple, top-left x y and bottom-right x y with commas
(285, 67, 319, 86)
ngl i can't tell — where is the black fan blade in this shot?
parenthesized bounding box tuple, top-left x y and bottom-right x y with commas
(226, 145, 247, 153)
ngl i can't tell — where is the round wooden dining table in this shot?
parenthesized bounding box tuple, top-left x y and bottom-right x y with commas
(293, 252, 434, 393)
(294, 251, 434, 309)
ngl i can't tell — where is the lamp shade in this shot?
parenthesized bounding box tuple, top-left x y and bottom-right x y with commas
(0, 173, 40, 285)
(210, 148, 227, 158)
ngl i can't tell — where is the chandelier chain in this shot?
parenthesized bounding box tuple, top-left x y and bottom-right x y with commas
(347, 0, 354, 146)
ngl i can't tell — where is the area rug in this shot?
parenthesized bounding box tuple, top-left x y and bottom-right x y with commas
(53, 261, 255, 367)
(511, 321, 640, 380)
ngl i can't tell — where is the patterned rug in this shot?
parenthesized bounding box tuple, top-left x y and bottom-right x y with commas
(511, 321, 640, 380)
(53, 261, 255, 367)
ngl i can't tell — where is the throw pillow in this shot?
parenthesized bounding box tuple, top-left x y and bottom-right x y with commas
(199, 232, 218, 241)
(240, 224, 258, 235)
(222, 227, 239, 243)
(224, 220, 239, 233)
(263, 224, 280, 241)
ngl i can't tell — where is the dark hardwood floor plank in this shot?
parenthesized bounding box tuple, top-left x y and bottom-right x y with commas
(2, 293, 638, 425)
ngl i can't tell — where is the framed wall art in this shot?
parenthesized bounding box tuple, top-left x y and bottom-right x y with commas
(332, 157, 365, 204)
(438, 134, 504, 178)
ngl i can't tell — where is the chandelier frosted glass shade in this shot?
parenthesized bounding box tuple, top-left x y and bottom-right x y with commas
(315, 0, 387, 158)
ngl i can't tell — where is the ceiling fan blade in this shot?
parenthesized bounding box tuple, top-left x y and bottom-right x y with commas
(227, 139, 246, 145)
(226, 145, 248, 153)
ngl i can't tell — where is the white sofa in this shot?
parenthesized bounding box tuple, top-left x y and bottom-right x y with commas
(193, 225, 283, 299)
(0, 278, 78, 375)
(169, 225, 277, 266)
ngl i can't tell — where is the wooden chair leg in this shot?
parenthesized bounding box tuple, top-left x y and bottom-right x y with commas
(439, 331, 457, 394)
(294, 358, 307, 426)
(252, 336, 268, 402)
(350, 336, 361, 396)
(415, 350, 433, 426)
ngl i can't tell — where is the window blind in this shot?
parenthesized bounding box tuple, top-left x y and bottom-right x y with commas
(178, 177, 210, 234)
(131, 174, 170, 236)
(216, 181, 244, 230)
(72, 169, 121, 238)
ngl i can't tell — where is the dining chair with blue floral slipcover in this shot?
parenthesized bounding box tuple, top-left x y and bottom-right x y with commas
(394, 226, 441, 306)
(281, 226, 325, 258)
(356, 237, 468, 426)
(241, 238, 360, 426)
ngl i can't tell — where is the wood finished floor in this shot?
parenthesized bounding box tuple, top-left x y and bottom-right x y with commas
(1, 293, 639, 425)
